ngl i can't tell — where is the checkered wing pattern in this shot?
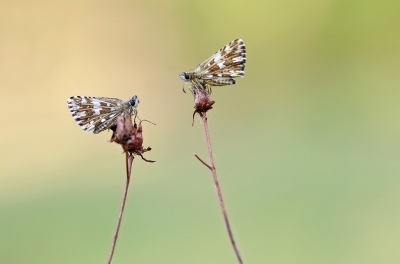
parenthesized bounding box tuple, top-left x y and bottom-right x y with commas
(195, 39, 246, 87)
(67, 96, 125, 134)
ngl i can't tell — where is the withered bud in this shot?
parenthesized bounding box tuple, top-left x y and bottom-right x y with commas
(191, 87, 215, 124)
(192, 87, 215, 112)
(111, 115, 155, 163)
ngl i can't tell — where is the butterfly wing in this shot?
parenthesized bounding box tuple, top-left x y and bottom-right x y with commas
(67, 96, 124, 134)
(194, 39, 246, 86)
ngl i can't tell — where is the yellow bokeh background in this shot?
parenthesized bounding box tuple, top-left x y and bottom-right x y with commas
(1, 0, 400, 263)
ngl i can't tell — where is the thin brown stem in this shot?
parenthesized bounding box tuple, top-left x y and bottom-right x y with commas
(108, 152, 134, 264)
(197, 112, 244, 264)
(194, 154, 212, 170)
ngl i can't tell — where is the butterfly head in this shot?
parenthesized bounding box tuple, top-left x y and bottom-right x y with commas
(179, 72, 190, 82)
(129, 95, 139, 108)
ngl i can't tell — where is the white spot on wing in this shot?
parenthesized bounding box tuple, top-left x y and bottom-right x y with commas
(93, 109, 101, 115)
(81, 98, 87, 104)
(232, 57, 244, 63)
(217, 61, 226, 69)
(214, 53, 221, 62)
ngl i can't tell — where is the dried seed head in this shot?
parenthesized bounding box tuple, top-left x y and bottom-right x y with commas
(192, 87, 215, 112)
(190, 87, 215, 124)
(111, 115, 155, 163)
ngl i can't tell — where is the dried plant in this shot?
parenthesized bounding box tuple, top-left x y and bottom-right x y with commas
(110, 115, 155, 163)
(107, 115, 155, 264)
(190, 87, 244, 264)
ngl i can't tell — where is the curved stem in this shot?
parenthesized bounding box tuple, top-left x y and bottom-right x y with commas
(198, 112, 244, 264)
(108, 152, 134, 264)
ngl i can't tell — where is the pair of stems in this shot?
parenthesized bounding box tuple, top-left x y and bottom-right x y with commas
(108, 112, 243, 264)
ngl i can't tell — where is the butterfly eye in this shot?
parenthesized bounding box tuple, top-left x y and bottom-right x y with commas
(129, 96, 138, 107)
(184, 73, 189, 80)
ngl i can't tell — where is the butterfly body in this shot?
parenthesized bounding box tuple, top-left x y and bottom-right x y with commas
(67, 95, 139, 134)
(180, 39, 246, 92)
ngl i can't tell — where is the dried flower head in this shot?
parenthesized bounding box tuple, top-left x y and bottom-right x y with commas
(110, 115, 155, 163)
(190, 87, 215, 124)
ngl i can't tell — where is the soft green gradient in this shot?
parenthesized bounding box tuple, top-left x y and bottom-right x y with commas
(1, 0, 400, 263)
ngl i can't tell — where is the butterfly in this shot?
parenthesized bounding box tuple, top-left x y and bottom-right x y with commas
(67, 95, 139, 134)
(179, 38, 246, 92)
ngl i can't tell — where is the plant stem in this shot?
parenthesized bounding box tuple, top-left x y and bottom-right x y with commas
(108, 152, 134, 264)
(197, 112, 244, 264)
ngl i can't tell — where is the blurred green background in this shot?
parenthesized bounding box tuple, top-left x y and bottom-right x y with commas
(1, 0, 400, 263)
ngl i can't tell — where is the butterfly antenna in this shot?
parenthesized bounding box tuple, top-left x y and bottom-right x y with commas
(182, 82, 186, 93)
(140, 119, 156, 126)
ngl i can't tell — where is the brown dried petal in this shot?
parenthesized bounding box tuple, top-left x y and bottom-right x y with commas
(111, 115, 154, 162)
(192, 88, 215, 113)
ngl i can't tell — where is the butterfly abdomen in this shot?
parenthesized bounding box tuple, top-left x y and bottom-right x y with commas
(206, 79, 236, 86)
